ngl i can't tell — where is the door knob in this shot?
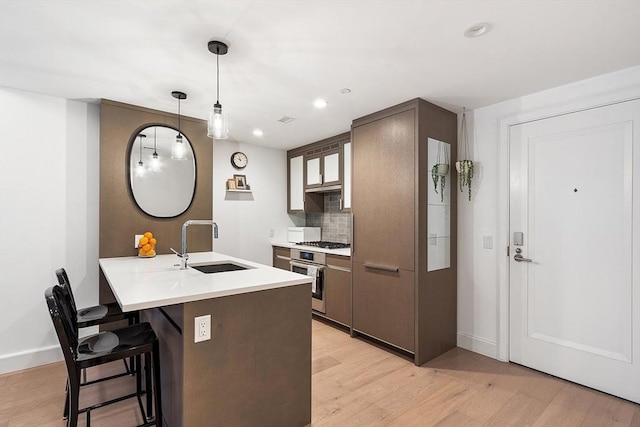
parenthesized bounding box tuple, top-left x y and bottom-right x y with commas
(514, 254, 533, 262)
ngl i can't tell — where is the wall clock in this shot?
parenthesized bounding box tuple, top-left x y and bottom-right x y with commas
(231, 151, 248, 169)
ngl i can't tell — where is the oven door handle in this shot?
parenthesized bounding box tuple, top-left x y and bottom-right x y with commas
(289, 260, 325, 271)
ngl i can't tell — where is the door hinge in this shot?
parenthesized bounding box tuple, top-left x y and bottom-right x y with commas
(507, 246, 510, 256)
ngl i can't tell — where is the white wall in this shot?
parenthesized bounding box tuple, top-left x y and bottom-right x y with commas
(0, 87, 100, 373)
(0, 87, 293, 374)
(213, 140, 297, 265)
(457, 66, 640, 360)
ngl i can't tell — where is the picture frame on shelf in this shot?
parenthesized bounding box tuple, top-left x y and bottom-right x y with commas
(234, 174, 247, 189)
(226, 178, 237, 190)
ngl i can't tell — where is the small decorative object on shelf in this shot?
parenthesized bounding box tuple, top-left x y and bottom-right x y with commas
(234, 174, 247, 189)
(226, 175, 252, 192)
(138, 231, 157, 257)
(455, 107, 474, 201)
(432, 140, 449, 202)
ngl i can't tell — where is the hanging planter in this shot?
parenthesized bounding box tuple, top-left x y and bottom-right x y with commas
(456, 107, 474, 201)
(432, 141, 449, 202)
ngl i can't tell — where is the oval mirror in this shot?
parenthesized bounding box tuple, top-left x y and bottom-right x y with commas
(128, 125, 196, 218)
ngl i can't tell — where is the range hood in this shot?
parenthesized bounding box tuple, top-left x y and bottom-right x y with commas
(305, 184, 342, 193)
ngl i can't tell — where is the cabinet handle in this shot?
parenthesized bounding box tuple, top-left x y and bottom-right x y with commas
(327, 264, 351, 272)
(339, 199, 343, 211)
(351, 213, 355, 254)
(364, 263, 399, 273)
(319, 173, 323, 184)
(276, 255, 291, 261)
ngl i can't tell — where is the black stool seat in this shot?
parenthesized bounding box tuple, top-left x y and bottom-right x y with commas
(76, 301, 132, 327)
(75, 323, 157, 365)
(45, 286, 162, 427)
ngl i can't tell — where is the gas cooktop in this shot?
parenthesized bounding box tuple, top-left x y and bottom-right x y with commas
(296, 241, 350, 249)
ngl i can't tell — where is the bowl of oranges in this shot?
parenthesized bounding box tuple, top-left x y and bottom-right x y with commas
(138, 232, 157, 257)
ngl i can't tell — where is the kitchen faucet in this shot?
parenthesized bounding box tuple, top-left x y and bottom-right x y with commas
(170, 220, 218, 269)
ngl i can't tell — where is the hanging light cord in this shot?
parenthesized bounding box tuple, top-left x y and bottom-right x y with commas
(216, 46, 220, 104)
(178, 97, 182, 136)
(139, 135, 143, 161)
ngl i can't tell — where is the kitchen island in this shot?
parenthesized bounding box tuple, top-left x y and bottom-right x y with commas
(100, 252, 312, 427)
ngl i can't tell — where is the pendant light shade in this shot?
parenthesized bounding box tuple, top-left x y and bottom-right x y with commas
(136, 133, 146, 177)
(149, 127, 161, 172)
(207, 40, 229, 140)
(171, 91, 187, 160)
(208, 102, 228, 140)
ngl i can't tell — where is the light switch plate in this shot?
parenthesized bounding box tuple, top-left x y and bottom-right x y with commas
(134, 234, 144, 248)
(483, 235, 494, 249)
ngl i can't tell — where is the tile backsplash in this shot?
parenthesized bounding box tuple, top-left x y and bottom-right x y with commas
(305, 192, 351, 243)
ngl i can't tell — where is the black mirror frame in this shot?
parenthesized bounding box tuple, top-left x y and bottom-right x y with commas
(125, 123, 198, 219)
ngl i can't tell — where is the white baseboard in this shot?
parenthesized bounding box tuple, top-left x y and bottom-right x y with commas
(0, 345, 63, 374)
(457, 332, 498, 359)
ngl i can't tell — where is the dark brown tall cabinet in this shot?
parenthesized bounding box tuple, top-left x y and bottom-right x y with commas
(351, 98, 458, 366)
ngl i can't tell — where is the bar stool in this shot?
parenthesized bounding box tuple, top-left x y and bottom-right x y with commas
(56, 267, 139, 381)
(45, 286, 162, 427)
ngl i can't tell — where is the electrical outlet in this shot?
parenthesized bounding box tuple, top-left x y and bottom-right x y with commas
(194, 314, 211, 343)
(269, 228, 275, 238)
(134, 234, 144, 248)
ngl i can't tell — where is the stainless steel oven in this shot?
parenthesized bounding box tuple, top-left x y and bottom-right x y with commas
(290, 249, 326, 313)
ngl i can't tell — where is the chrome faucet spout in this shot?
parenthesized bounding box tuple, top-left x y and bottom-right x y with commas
(174, 220, 219, 270)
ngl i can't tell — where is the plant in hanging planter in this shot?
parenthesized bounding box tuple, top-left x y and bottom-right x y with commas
(456, 159, 473, 201)
(432, 165, 447, 202)
(456, 107, 474, 201)
(431, 141, 449, 203)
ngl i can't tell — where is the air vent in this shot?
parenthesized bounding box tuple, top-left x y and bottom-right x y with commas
(278, 116, 296, 124)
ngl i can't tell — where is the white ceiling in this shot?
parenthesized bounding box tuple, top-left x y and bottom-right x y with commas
(1, 1, 639, 150)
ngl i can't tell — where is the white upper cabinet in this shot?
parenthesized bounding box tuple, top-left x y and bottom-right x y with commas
(289, 155, 304, 211)
(342, 142, 351, 210)
(306, 156, 322, 186)
(323, 151, 340, 185)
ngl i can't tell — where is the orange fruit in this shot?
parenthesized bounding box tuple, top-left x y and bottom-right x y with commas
(149, 238, 157, 245)
(138, 248, 146, 255)
(147, 249, 156, 256)
(142, 243, 151, 252)
(144, 232, 153, 239)
(139, 237, 149, 246)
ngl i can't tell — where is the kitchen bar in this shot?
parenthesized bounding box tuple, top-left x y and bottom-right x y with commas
(100, 251, 313, 427)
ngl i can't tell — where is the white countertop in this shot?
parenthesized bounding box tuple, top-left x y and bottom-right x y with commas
(271, 241, 351, 257)
(100, 251, 312, 312)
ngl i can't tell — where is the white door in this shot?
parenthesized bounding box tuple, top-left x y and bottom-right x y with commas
(509, 99, 640, 403)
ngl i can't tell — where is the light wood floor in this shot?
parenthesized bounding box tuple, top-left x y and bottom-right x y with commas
(1, 319, 638, 426)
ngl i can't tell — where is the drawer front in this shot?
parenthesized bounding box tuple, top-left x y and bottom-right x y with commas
(273, 246, 291, 259)
(326, 254, 351, 270)
(273, 246, 291, 270)
(352, 261, 414, 352)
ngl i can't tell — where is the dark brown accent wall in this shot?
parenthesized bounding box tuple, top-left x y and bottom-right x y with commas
(99, 99, 213, 259)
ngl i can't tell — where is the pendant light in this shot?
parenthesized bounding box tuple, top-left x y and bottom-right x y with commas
(171, 91, 187, 160)
(149, 127, 161, 172)
(135, 133, 146, 177)
(207, 40, 229, 140)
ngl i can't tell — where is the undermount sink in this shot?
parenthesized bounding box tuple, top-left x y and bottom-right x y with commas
(190, 261, 251, 274)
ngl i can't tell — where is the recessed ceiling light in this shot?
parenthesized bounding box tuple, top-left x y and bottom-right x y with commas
(464, 22, 491, 38)
(340, 88, 352, 94)
(313, 99, 328, 109)
(252, 129, 263, 137)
